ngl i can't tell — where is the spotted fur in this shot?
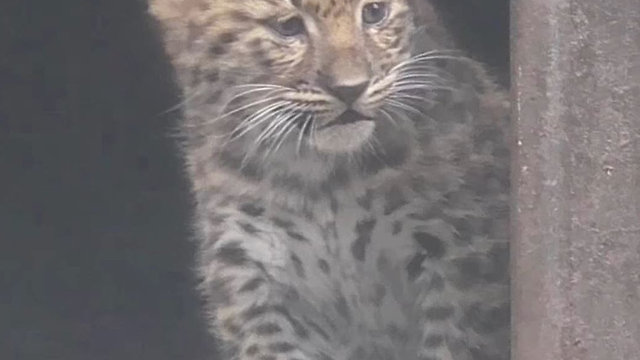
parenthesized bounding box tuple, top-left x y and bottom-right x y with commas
(149, 1, 510, 359)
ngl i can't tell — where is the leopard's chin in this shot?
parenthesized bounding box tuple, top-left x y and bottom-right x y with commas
(312, 120, 375, 154)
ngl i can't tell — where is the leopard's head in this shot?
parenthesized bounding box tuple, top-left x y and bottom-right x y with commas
(151, 0, 455, 186)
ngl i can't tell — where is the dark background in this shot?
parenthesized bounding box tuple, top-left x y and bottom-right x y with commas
(0, 1, 508, 359)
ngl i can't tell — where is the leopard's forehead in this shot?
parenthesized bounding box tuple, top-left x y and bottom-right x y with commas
(213, 0, 406, 18)
(290, 0, 359, 17)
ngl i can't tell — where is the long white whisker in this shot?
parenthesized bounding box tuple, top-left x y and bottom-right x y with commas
(158, 88, 205, 115)
(384, 99, 424, 117)
(392, 73, 446, 82)
(224, 87, 287, 105)
(379, 108, 399, 127)
(296, 115, 312, 155)
(259, 111, 301, 161)
(270, 116, 300, 156)
(233, 101, 290, 132)
(231, 83, 292, 90)
(389, 93, 427, 101)
(254, 105, 298, 146)
(392, 80, 441, 88)
(212, 95, 287, 124)
(222, 101, 290, 143)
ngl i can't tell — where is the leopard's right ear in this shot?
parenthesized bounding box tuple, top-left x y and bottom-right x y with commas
(147, 0, 195, 32)
(146, 0, 194, 60)
(407, 0, 456, 50)
(147, 0, 184, 21)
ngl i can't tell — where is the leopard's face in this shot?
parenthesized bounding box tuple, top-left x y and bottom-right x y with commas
(152, 0, 445, 165)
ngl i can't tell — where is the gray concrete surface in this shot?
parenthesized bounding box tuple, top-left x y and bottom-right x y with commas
(512, 0, 640, 359)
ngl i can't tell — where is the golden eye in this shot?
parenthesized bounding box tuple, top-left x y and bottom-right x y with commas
(272, 16, 306, 37)
(362, 2, 389, 25)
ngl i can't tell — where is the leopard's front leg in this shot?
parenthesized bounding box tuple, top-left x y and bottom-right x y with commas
(413, 237, 509, 360)
(196, 210, 327, 360)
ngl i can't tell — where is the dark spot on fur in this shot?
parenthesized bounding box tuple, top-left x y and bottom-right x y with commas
(360, 134, 409, 174)
(373, 283, 387, 306)
(318, 351, 335, 360)
(208, 213, 228, 227)
(272, 174, 305, 191)
(246, 344, 260, 356)
(206, 71, 220, 82)
(392, 220, 403, 235)
(271, 217, 294, 229)
(244, 305, 269, 321)
(287, 230, 309, 242)
(329, 195, 339, 214)
(285, 286, 300, 302)
(238, 221, 259, 234)
(304, 318, 331, 340)
(255, 322, 282, 335)
(451, 256, 483, 289)
(268, 342, 295, 353)
(207, 276, 232, 305)
(356, 189, 373, 210)
(386, 323, 408, 341)
(317, 258, 330, 274)
(290, 253, 306, 278)
(219, 150, 263, 180)
(334, 293, 352, 322)
(460, 302, 510, 334)
(450, 217, 473, 244)
(376, 253, 389, 272)
(239, 277, 265, 293)
(351, 218, 377, 261)
(218, 32, 237, 44)
(228, 10, 251, 22)
(384, 187, 408, 215)
(406, 253, 426, 280)
(413, 232, 446, 258)
(426, 272, 446, 292)
(223, 318, 241, 335)
(424, 305, 455, 321)
(322, 165, 350, 192)
(259, 57, 273, 68)
(215, 241, 248, 266)
(468, 348, 495, 360)
(272, 305, 309, 339)
(248, 38, 262, 49)
(258, 356, 276, 360)
(423, 334, 445, 348)
(486, 243, 509, 283)
(351, 346, 367, 360)
(210, 44, 226, 55)
(240, 203, 265, 217)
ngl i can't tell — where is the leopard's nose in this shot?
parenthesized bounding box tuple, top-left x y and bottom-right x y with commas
(326, 81, 369, 106)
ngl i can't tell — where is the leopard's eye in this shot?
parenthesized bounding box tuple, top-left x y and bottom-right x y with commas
(362, 2, 389, 25)
(272, 16, 306, 37)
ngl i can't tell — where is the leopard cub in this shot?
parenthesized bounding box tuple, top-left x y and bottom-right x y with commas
(150, 0, 510, 359)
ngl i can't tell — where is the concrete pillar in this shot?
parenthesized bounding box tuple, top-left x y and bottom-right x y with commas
(512, 0, 640, 359)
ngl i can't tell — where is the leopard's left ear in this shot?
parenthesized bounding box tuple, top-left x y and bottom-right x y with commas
(406, 0, 456, 51)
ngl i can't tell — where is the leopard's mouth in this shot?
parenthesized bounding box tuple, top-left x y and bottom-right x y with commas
(321, 109, 372, 129)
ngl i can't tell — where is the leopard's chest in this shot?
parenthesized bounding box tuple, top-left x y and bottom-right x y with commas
(261, 194, 436, 353)
(256, 194, 427, 321)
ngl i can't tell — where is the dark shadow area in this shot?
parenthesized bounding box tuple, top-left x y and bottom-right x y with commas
(0, 0, 507, 359)
(0, 0, 214, 359)
(432, 0, 510, 84)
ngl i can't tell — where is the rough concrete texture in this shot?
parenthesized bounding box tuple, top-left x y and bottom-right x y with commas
(512, 0, 640, 359)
